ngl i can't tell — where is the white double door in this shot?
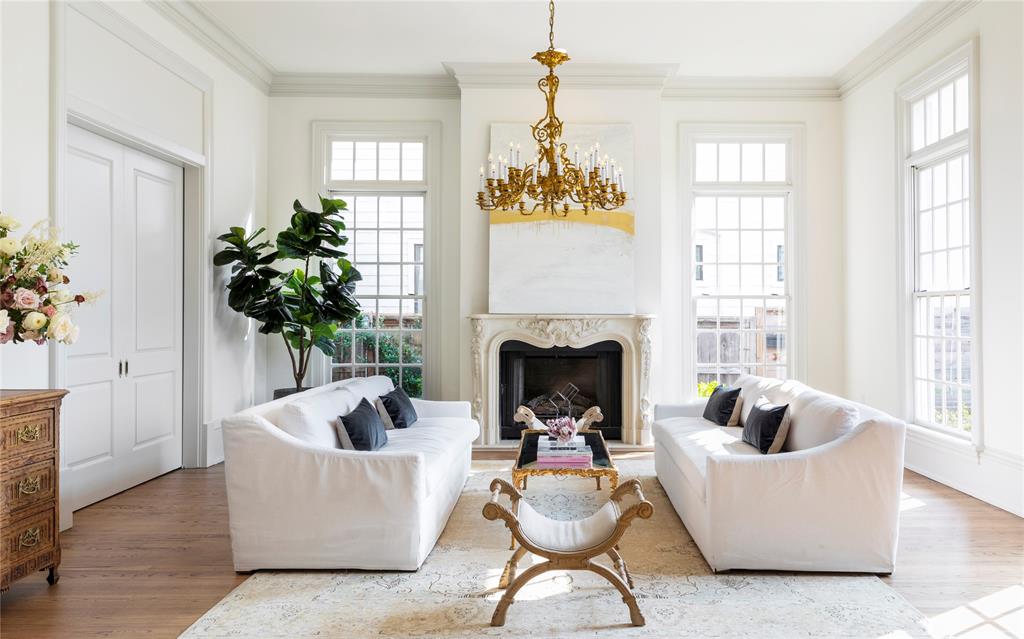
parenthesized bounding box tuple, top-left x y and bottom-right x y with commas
(63, 125, 183, 511)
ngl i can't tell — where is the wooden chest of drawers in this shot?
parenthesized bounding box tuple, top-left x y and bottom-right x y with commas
(1, 389, 67, 592)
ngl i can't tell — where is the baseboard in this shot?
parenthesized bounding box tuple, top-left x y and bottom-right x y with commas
(905, 425, 1024, 517)
(203, 420, 225, 467)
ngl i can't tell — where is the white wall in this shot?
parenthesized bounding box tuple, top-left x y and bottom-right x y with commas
(266, 97, 461, 399)
(843, 1, 1023, 515)
(0, 2, 268, 467)
(0, 1, 52, 389)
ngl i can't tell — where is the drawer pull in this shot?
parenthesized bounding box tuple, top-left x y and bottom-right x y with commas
(18, 476, 42, 495)
(16, 423, 41, 443)
(19, 527, 41, 548)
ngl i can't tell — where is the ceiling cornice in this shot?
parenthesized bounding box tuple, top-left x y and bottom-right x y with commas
(663, 77, 840, 101)
(444, 62, 679, 90)
(145, 0, 275, 94)
(147, 0, 982, 103)
(835, 0, 982, 97)
(270, 73, 460, 99)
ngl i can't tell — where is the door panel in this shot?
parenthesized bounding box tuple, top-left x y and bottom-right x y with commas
(62, 380, 114, 469)
(63, 126, 183, 511)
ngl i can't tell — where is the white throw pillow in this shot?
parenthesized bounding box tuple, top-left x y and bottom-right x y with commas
(276, 389, 361, 449)
(735, 375, 783, 424)
(346, 376, 396, 405)
(784, 391, 859, 452)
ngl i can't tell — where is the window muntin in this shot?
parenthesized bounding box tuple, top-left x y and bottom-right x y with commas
(694, 142, 787, 183)
(690, 139, 790, 392)
(910, 74, 968, 152)
(912, 152, 972, 432)
(326, 137, 427, 397)
(330, 140, 424, 182)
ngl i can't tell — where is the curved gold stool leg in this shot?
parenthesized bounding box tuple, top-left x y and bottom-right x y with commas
(498, 545, 529, 589)
(606, 547, 634, 589)
(585, 562, 645, 627)
(491, 560, 552, 627)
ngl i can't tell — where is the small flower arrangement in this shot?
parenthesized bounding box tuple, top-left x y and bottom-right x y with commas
(0, 213, 91, 345)
(545, 416, 577, 445)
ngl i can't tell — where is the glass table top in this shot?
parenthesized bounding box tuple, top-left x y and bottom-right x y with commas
(515, 430, 613, 470)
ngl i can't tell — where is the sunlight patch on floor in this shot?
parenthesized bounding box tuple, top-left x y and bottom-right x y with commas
(900, 490, 927, 512)
(926, 584, 1024, 638)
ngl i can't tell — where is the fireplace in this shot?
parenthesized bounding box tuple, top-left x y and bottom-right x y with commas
(499, 340, 623, 441)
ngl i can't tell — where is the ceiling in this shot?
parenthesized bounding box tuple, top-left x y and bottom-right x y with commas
(197, 0, 923, 79)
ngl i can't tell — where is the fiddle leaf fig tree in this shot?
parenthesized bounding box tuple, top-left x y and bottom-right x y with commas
(214, 196, 361, 392)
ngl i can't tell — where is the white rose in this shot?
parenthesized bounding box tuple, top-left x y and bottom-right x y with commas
(0, 236, 21, 256)
(47, 268, 63, 283)
(65, 324, 80, 345)
(50, 289, 73, 304)
(47, 312, 74, 341)
(22, 311, 47, 331)
(0, 214, 20, 231)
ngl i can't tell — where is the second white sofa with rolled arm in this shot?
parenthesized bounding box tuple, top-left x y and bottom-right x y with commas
(221, 375, 479, 572)
(654, 374, 906, 574)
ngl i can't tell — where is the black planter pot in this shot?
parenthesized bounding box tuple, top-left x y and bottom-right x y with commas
(273, 387, 312, 400)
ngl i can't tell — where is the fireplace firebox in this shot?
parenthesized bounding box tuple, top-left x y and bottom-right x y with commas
(499, 340, 622, 441)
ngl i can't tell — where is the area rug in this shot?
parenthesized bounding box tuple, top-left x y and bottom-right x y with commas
(181, 459, 932, 638)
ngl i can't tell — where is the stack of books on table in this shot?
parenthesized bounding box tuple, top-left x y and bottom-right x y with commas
(536, 436, 593, 469)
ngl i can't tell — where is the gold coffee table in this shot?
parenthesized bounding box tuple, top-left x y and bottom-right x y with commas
(511, 429, 618, 492)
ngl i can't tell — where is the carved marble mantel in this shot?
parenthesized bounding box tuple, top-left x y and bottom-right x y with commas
(469, 314, 655, 446)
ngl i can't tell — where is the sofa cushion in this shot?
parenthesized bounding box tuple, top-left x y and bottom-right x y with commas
(702, 385, 742, 426)
(276, 389, 360, 449)
(653, 416, 761, 499)
(338, 398, 388, 451)
(784, 390, 859, 452)
(382, 417, 479, 495)
(741, 396, 791, 454)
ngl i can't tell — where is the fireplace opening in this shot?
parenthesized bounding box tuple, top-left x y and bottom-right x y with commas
(499, 340, 622, 441)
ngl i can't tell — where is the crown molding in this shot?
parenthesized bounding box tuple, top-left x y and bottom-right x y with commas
(663, 76, 840, 101)
(836, 0, 982, 97)
(145, 0, 275, 94)
(444, 62, 678, 90)
(270, 73, 459, 99)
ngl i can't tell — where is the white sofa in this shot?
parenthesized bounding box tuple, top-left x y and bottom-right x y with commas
(654, 375, 906, 574)
(221, 376, 479, 571)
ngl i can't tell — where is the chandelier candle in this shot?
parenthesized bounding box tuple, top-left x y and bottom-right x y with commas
(475, 0, 629, 216)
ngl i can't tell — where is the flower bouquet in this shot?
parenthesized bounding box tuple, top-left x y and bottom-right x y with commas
(0, 214, 90, 345)
(545, 415, 577, 445)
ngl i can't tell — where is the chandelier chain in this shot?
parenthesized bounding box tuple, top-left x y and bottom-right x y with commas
(548, 0, 555, 50)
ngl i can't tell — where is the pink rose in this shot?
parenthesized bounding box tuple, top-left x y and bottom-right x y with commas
(13, 288, 40, 309)
(43, 305, 57, 318)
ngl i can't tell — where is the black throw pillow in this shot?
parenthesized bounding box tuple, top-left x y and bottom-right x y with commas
(338, 398, 388, 451)
(702, 385, 742, 426)
(742, 397, 791, 454)
(379, 387, 419, 429)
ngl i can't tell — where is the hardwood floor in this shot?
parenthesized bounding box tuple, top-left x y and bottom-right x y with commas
(1, 457, 1020, 638)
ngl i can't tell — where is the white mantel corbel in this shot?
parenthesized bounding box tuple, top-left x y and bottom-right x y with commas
(469, 314, 654, 446)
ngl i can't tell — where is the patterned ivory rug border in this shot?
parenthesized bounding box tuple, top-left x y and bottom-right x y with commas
(181, 460, 933, 638)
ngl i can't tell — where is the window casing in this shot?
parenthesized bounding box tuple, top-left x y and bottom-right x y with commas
(682, 130, 800, 395)
(899, 43, 979, 439)
(317, 131, 431, 397)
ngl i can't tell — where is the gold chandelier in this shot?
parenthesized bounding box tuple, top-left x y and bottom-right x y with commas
(476, 0, 628, 216)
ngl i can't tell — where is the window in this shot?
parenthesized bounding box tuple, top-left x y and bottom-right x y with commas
(323, 135, 428, 397)
(900, 45, 977, 436)
(685, 130, 798, 394)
